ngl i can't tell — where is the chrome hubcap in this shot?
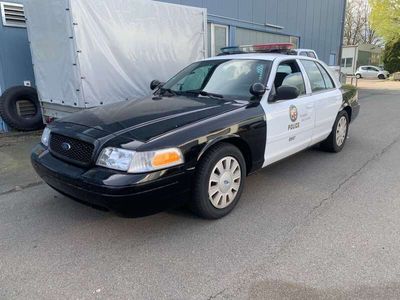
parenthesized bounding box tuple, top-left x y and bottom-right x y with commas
(208, 156, 241, 209)
(336, 116, 347, 147)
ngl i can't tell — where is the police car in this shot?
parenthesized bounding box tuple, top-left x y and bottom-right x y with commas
(31, 43, 360, 219)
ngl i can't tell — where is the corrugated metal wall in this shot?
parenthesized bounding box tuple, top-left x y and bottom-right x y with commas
(0, 0, 35, 94)
(158, 0, 346, 64)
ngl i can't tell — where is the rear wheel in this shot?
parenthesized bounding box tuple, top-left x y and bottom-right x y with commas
(191, 143, 246, 219)
(321, 111, 349, 153)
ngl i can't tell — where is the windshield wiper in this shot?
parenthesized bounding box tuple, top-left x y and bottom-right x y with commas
(185, 90, 224, 99)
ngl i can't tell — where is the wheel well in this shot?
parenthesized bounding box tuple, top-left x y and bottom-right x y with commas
(343, 106, 352, 122)
(200, 138, 252, 175)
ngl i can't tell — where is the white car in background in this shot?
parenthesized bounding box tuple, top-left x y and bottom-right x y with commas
(355, 66, 389, 79)
(293, 49, 319, 59)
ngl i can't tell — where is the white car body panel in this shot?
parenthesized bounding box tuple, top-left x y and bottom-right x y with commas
(206, 53, 343, 168)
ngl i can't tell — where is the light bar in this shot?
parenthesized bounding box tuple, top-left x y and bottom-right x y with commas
(220, 43, 295, 55)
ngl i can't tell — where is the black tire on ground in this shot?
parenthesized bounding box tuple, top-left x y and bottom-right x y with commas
(356, 74, 362, 79)
(191, 143, 246, 219)
(0, 86, 44, 131)
(320, 110, 349, 153)
(378, 74, 385, 80)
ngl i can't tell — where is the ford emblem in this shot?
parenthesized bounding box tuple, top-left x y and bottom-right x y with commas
(61, 142, 72, 151)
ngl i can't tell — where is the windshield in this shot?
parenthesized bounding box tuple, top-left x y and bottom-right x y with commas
(162, 59, 272, 101)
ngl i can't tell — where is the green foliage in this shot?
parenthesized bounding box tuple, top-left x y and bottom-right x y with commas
(370, 0, 400, 42)
(383, 40, 400, 73)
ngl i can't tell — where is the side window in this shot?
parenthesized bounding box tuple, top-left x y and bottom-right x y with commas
(316, 63, 335, 89)
(301, 60, 326, 92)
(274, 60, 306, 95)
(299, 51, 308, 57)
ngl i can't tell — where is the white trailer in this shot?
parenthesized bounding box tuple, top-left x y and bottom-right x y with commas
(24, 0, 207, 119)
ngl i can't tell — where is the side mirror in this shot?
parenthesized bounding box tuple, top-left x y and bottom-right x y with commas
(275, 86, 300, 101)
(249, 83, 267, 99)
(150, 80, 163, 90)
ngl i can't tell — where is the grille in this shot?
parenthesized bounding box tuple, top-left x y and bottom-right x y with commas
(1, 2, 26, 28)
(49, 133, 94, 165)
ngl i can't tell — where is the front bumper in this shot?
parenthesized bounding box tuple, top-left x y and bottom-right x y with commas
(31, 144, 193, 216)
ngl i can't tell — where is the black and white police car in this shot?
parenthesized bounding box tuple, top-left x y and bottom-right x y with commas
(32, 43, 360, 219)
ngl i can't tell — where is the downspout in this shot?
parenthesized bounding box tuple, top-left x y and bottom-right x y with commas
(338, 0, 347, 66)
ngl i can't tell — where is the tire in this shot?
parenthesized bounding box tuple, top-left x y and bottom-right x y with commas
(378, 74, 385, 80)
(0, 86, 44, 131)
(191, 143, 246, 219)
(321, 111, 349, 153)
(356, 74, 362, 79)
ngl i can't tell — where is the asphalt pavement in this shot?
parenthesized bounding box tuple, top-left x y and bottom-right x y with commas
(1, 80, 400, 299)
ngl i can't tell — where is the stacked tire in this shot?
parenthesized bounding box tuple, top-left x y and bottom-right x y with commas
(0, 86, 44, 131)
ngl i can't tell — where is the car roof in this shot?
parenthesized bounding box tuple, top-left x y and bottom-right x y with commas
(295, 49, 316, 53)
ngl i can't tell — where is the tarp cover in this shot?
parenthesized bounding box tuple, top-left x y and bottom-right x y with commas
(25, 0, 206, 108)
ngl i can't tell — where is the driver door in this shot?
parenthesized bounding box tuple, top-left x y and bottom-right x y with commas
(263, 59, 315, 166)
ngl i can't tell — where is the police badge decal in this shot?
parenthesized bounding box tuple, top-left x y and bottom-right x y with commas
(289, 105, 298, 122)
(288, 105, 300, 131)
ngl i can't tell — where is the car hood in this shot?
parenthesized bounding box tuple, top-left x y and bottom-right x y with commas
(58, 95, 246, 142)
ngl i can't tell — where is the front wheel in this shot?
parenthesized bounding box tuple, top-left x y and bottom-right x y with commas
(321, 111, 349, 153)
(356, 74, 362, 79)
(191, 143, 246, 219)
(378, 74, 386, 80)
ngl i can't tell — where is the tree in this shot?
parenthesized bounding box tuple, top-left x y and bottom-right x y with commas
(344, 0, 380, 46)
(383, 40, 400, 73)
(370, 0, 400, 42)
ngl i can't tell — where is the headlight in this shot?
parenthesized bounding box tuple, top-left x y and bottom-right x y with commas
(96, 147, 184, 173)
(41, 127, 51, 147)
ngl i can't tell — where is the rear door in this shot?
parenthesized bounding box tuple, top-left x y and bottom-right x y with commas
(368, 66, 379, 78)
(300, 59, 342, 144)
(263, 59, 315, 166)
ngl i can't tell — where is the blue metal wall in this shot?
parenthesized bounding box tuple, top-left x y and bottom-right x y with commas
(0, 0, 35, 95)
(158, 0, 346, 64)
(0, 0, 35, 132)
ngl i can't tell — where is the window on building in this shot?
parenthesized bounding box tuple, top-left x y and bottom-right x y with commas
(329, 54, 337, 66)
(210, 23, 229, 57)
(341, 58, 346, 67)
(235, 27, 291, 46)
(345, 58, 353, 68)
(290, 36, 300, 48)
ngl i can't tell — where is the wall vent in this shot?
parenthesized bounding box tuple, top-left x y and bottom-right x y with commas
(1, 2, 26, 28)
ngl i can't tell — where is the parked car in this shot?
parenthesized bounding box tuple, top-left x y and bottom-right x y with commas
(355, 66, 389, 79)
(293, 49, 319, 59)
(31, 44, 360, 219)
